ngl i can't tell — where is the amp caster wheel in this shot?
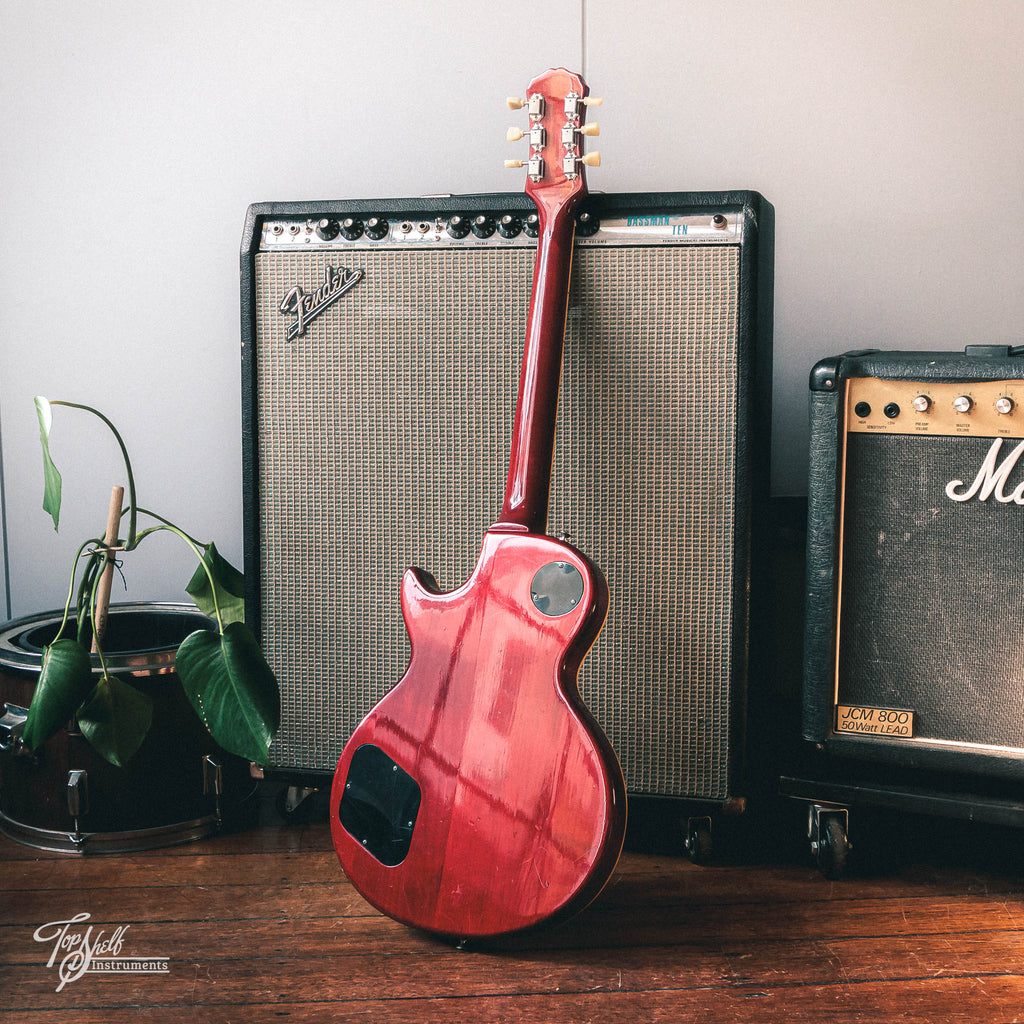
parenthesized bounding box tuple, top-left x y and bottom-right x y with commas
(808, 805, 851, 880)
(275, 785, 320, 823)
(684, 816, 713, 865)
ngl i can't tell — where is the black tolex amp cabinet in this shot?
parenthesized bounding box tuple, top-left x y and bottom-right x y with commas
(785, 345, 1024, 874)
(240, 191, 774, 841)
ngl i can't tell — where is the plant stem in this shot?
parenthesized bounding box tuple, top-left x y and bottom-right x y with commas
(132, 507, 208, 548)
(76, 550, 103, 647)
(145, 523, 224, 632)
(50, 401, 138, 549)
(103, 508, 222, 630)
(57, 538, 101, 641)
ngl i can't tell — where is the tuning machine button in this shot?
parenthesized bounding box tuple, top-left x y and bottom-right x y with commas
(953, 395, 974, 413)
(497, 215, 522, 239)
(471, 215, 496, 239)
(507, 94, 545, 118)
(364, 216, 389, 241)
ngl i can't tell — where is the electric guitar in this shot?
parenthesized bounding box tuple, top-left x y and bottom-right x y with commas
(329, 68, 626, 941)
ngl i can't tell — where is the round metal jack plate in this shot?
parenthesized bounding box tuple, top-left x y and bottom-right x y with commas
(530, 561, 584, 617)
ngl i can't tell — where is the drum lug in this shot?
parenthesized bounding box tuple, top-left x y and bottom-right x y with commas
(66, 769, 89, 839)
(0, 703, 30, 756)
(202, 755, 224, 825)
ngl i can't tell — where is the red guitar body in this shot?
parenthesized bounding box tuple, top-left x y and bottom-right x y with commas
(330, 68, 626, 941)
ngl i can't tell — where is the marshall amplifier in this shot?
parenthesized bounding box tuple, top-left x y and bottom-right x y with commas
(802, 345, 1024, 781)
(240, 190, 773, 819)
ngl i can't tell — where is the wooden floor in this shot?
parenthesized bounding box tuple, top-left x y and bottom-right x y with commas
(2, 784, 1023, 1024)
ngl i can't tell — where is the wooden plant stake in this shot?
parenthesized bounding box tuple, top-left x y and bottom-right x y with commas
(92, 484, 124, 652)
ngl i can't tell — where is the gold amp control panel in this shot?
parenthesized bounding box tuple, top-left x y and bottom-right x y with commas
(845, 377, 1024, 439)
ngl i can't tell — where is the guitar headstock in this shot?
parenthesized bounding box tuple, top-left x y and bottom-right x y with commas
(505, 68, 601, 210)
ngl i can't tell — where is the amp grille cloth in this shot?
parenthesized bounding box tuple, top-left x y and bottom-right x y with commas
(254, 243, 741, 799)
(838, 432, 1024, 749)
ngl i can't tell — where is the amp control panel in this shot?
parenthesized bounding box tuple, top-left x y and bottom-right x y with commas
(846, 377, 1024, 438)
(258, 206, 746, 251)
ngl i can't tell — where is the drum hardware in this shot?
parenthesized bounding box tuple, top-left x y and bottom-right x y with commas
(0, 703, 29, 753)
(66, 768, 89, 842)
(0, 603, 256, 854)
(202, 754, 224, 826)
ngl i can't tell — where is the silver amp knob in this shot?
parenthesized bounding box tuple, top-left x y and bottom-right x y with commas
(953, 395, 973, 413)
(912, 395, 931, 413)
(995, 397, 1016, 415)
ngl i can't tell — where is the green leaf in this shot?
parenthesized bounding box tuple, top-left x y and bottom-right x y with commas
(34, 396, 63, 531)
(22, 638, 95, 751)
(186, 543, 246, 625)
(175, 622, 280, 763)
(76, 675, 154, 767)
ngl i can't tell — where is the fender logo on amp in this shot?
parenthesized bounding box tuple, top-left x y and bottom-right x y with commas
(278, 265, 364, 340)
(946, 438, 1024, 505)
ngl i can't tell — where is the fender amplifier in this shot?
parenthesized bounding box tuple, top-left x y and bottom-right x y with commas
(803, 346, 1024, 780)
(240, 190, 773, 810)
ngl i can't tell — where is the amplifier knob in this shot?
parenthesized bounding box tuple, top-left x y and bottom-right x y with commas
(996, 397, 1015, 415)
(576, 209, 600, 237)
(912, 395, 931, 413)
(524, 213, 540, 237)
(471, 215, 496, 238)
(953, 395, 973, 413)
(340, 217, 364, 240)
(365, 217, 390, 240)
(497, 215, 522, 238)
(446, 215, 471, 239)
(315, 218, 340, 241)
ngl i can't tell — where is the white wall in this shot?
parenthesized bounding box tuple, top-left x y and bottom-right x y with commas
(1, 0, 1022, 620)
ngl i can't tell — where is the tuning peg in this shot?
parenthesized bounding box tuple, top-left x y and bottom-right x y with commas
(583, 96, 603, 107)
(504, 159, 525, 169)
(506, 127, 526, 142)
(580, 122, 600, 137)
(581, 151, 601, 167)
(507, 96, 526, 110)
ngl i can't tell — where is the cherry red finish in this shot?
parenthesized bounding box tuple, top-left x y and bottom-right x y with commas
(330, 68, 626, 940)
(498, 68, 590, 534)
(330, 531, 625, 938)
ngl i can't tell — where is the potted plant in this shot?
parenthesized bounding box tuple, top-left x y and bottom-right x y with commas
(18, 397, 280, 769)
